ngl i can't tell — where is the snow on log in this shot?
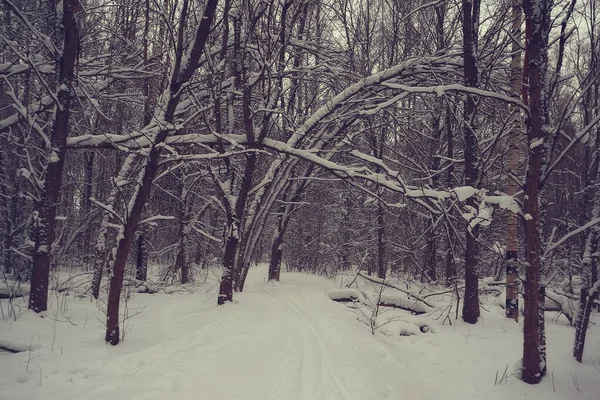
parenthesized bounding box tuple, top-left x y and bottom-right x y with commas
(0, 338, 40, 353)
(328, 289, 433, 315)
(377, 315, 436, 337)
(544, 289, 576, 320)
(327, 289, 367, 303)
(356, 271, 435, 308)
(0, 282, 29, 299)
(376, 293, 433, 315)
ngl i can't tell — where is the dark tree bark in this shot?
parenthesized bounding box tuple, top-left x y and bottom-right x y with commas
(376, 196, 386, 279)
(445, 106, 457, 286)
(268, 230, 284, 282)
(574, 282, 600, 362)
(90, 155, 137, 299)
(461, 0, 481, 325)
(340, 196, 352, 272)
(218, 232, 238, 304)
(267, 196, 298, 282)
(424, 109, 441, 282)
(135, 232, 148, 281)
(521, 0, 552, 384)
(218, 8, 254, 301)
(82, 151, 95, 267)
(178, 205, 191, 284)
(105, 0, 218, 344)
(370, 127, 386, 280)
(29, 0, 78, 313)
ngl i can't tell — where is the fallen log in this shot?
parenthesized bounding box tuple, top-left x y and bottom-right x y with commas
(328, 289, 432, 315)
(0, 338, 40, 353)
(0, 284, 29, 299)
(377, 293, 433, 315)
(356, 272, 435, 308)
(327, 289, 367, 303)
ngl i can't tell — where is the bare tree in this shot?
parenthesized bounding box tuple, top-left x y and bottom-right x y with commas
(521, 0, 552, 384)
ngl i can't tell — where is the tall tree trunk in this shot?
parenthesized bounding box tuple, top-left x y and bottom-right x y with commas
(574, 281, 600, 362)
(219, 9, 258, 298)
(268, 219, 285, 282)
(521, 0, 551, 384)
(90, 155, 137, 299)
(574, 0, 600, 362)
(135, 231, 148, 281)
(82, 151, 94, 268)
(371, 127, 386, 280)
(376, 195, 386, 279)
(445, 106, 456, 286)
(267, 193, 299, 283)
(506, 0, 522, 322)
(461, 0, 481, 324)
(105, 0, 218, 343)
(29, 0, 78, 312)
(218, 230, 238, 305)
(340, 196, 352, 271)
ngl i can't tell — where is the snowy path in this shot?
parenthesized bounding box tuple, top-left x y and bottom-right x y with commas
(1, 267, 599, 400)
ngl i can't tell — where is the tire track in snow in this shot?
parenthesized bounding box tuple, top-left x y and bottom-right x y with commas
(263, 286, 319, 400)
(289, 295, 356, 400)
(271, 287, 355, 400)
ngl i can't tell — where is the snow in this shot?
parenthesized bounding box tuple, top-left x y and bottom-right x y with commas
(453, 186, 478, 202)
(530, 138, 544, 149)
(376, 293, 434, 314)
(0, 337, 41, 353)
(1, 265, 599, 400)
(48, 151, 60, 163)
(327, 288, 367, 303)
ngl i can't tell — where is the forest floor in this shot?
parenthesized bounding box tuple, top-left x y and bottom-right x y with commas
(0, 265, 599, 400)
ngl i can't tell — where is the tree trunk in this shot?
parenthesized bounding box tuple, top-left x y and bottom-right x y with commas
(90, 154, 137, 299)
(82, 151, 95, 268)
(135, 232, 148, 281)
(340, 196, 352, 271)
(574, 0, 600, 360)
(105, 0, 218, 343)
(218, 231, 238, 305)
(267, 202, 286, 282)
(425, 217, 438, 282)
(178, 211, 190, 284)
(461, 0, 481, 325)
(376, 197, 386, 279)
(574, 282, 600, 362)
(521, 0, 552, 384)
(177, 171, 190, 284)
(268, 234, 283, 282)
(445, 106, 456, 286)
(29, 0, 78, 313)
(505, 0, 522, 322)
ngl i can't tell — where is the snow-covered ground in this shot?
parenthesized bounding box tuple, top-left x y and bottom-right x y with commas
(1, 265, 598, 400)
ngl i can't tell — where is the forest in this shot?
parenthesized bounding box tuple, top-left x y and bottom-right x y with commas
(1, 0, 600, 397)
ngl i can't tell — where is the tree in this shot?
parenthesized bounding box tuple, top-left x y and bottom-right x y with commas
(461, 0, 481, 325)
(504, 0, 522, 323)
(25, 0, 79, 313)
(521, 0, 553, 384)
(105, 0, 219, 344)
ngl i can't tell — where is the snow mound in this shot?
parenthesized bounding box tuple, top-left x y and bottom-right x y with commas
(327, 288, 367, 303)
(0, 338, 41, 353)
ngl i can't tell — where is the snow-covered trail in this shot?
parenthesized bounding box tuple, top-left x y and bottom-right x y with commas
(1, 266, 599, 400)
(101, 271, 445, 400)
(0, 268, 446, 400)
